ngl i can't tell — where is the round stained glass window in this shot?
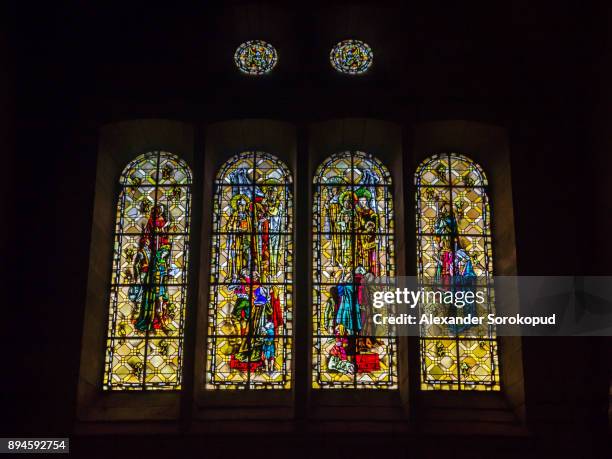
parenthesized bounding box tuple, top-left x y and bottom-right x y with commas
(234, 40, 278, 75)
(330, 39, 373, 75)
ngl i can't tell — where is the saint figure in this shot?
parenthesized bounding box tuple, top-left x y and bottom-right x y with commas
(132, 204, 172, 333)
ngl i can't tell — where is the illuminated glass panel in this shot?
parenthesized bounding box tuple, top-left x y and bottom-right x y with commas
(312, 151, 397, 389)
(104, 151, 192, 390)
(234, 40, 278, 75)
(416, 153, 500, 391)
(330, 39, 373, 74)
(207, 152, 293, 389)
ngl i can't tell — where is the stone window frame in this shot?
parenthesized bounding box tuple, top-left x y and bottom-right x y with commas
(408, 121, 525, 433)
(76, 120, 197, 423)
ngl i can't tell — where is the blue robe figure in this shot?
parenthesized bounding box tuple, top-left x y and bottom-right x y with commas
(456, 248, 476, 279)
(449, 248, 478, 334)
(335, 284, 362, 335)
(434, 203, 458, 237)
(262, 322, 276, 372)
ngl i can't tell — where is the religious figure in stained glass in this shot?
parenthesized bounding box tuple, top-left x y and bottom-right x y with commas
(131, 204, 173, 333)
(226, 194, 253, 279)
(104, 151, 192, 390)
(207, 152, 293, 389)
(416, 153, 500, 391)
(313, 151, 397, 388)
(355, 188, 380, 274)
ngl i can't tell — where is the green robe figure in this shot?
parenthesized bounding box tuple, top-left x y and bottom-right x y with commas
(132, 205, 172, 333)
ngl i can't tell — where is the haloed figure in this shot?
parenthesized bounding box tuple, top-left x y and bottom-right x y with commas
(355, 187, 379, 275)
(227, 194, 252, 279)
(132, 204, 172, 333)
(265, 186, 283, 276)
(254, 184, 283, 278)
(330, 191, 356, 269)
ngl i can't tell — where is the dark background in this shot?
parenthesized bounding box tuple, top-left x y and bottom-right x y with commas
(2, 1, 610, 457)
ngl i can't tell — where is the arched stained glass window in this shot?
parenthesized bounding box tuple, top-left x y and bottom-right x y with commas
(104, 151, 192, 390)
(312, 151, 398, 389)
(207, 152, 293, 389)
(416, 153, 500, 391)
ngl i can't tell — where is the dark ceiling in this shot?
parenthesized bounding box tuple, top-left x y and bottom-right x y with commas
(10, 1, 606, 124)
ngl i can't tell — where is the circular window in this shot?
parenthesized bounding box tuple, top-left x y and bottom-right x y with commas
(330, 39, 373, 75)
(234, 40, 278, 75)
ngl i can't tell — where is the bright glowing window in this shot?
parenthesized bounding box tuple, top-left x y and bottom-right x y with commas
(104, 151, 192, 390)
(206, 152, 293, 389)
(312, 151, 398, 389)
(416, 153, 500, 391)
(234, 40, 278, 75)
(330, 39, 373, 74)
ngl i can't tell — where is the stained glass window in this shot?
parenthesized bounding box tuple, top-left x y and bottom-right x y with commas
(207, 152, 293, 389)
(104, 151, 192, 390)
(416, 153, 500, 391)
(312, 151, 398, 389)
(330, 39, 373, 74)
(234, 40, 278, 75)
